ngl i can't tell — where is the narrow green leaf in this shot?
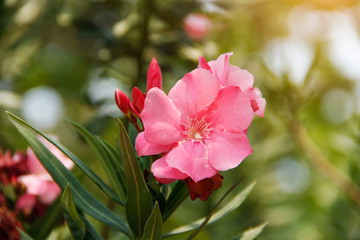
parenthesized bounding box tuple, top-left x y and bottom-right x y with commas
(7, 114, 131, 236)
(163, 181, 188, 221)
(62, 184, 86, 239)
(163, 181, 256, 238)
(17, 228, 33, 240)
(141, 202, 163, 240)
(238, 222, 268, 240)
(118, 120, 153, 238)
(68, 119, 127, 201)
(96, 136, 127, 197)
(6, 112, 123, 206)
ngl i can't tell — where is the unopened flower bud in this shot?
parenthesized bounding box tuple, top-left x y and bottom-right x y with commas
(131, 87, 146, 115)
(115, 89, 131, 116)
(184, 173, 223, 201)
(147, 58, 162, 92)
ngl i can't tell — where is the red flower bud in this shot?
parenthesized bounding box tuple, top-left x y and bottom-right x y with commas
(184, 173, 223, 201)
(115, 89, 131, 116)
(131, 87, 146, 115)
(147, 58, 162, 92)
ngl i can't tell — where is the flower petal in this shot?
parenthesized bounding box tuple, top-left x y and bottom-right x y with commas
(141, 88, 184, 145)
(135, 132, 175, 156)
(206, 130, 252, 171)
(151, 155, 188, 183)
(207, 86, 254, 132)
(168, 68, 219, 118)
(208, 52, 233, 85)
(166, 141, 217, 182)
(227, 67, 254, 91)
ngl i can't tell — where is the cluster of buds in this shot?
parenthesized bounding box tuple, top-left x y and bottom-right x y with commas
(0, 150, 27, 240)
(0, 150, 28, 187)
(0, 138, 74, 239)
(115, 58, 162, 131)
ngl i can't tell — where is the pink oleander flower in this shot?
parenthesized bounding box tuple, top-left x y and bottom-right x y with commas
(183, 13, 212, 40)
(199, 52, 266, 117)
(17, 136, 74, 206)
(136, 68, 254, 185)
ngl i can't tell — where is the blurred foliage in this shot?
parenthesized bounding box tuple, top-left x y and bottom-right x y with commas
(2, 0, 360, 239)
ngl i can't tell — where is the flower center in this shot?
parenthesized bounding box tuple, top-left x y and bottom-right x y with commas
(185, 116, 211, 140)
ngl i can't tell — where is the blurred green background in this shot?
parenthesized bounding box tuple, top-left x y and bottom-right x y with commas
(2, 0, 360, 239)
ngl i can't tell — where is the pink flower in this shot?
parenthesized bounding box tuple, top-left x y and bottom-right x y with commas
(183, 13, 212, 40)
(18, 136, 74, 205)
(136, 68, 254, 183)
(199, 53, 266, 117)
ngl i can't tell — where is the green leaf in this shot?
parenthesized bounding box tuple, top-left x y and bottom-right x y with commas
(68, 119, 127, 201)
(17, 228, 33, 240)
(141, 202, 163, 240)
(7, 113, 131, 236)
(118, 120, 153, 238)
(238, 222, 268, 240)
(163, 181, 188, 221)
(62, 184, 86, 239)
(163, 181, 256, 238)
(5, 112, 123, 206)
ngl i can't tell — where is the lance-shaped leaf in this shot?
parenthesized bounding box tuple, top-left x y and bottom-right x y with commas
(62, 184, 86, 239)
(7, 114, 131, 236)
(68, 119, 127, 201)
(141, 202, 163, 240)
(6, 112, 123, 206)
(118, 120, 153, 238)
(17, 228, 33, 240)
(62, 184, 104, 240)
(163, 181, 256, 238)
(163, 181, 188, 221)
(238, 222, 268, 240)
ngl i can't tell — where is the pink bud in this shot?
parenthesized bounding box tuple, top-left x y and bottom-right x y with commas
(131, 87, 146, 115)
(115, 89, 131, 116)
(183, 13, 212, 40)
(147, 58, 162, 92)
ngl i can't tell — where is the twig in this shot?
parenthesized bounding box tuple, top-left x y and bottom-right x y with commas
(291, 120, 360, 205)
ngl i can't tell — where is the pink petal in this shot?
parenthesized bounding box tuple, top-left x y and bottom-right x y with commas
(206, 130, 252, 171)
(198, 56, 212, 72)
(166, 141, 217, 182)
(18, 175, 48, 196)
(246, 88, 266, 117)
(151, 155, 188, 183)
(38, 181, 61, 204)
(255, 97, 266, 117)
(168, 69, 219, 118)
(135, 132, 175, 156)
(227, 67, 254, 91)
(141, 88, 184, 145)
(208, 52, 233, 85)
(16, 194, 36, 211)
(26, 148, 46, 175)
(206, 86, 254, 132)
